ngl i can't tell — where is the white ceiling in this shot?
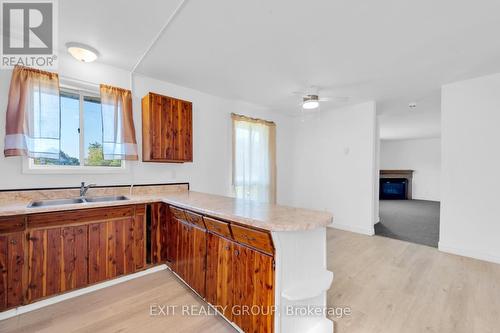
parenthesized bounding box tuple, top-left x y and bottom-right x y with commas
(378, 90, 441, 140)
(59, 0, 184, 70)
(60, 0, 500, 136)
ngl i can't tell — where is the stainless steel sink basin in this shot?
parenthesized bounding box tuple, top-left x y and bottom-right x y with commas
(84, 195, 129, 203)
(28, 198, 86, 208)
(28, 195, 129, 208)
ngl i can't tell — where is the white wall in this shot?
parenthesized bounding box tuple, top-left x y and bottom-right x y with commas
(0, 55, 294, 204)
(440, 73, 500, 264)
(380, 138, 441, 201)
(288, 102, 378, 235)
(0, 57, 379, 238)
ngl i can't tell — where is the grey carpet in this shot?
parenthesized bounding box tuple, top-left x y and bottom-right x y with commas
(375, 200, 440, 247)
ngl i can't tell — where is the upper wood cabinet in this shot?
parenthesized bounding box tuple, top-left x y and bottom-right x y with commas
(142, 92, 193, 163)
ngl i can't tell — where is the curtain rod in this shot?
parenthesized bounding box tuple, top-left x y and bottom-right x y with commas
(59, 75, 100, 88)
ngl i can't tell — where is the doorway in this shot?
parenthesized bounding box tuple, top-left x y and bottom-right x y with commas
(375, 139, 441, 248)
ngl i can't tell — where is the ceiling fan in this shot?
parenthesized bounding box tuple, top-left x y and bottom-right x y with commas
(292, 86, 349, 110)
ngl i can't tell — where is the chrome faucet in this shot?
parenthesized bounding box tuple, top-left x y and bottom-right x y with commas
(80, 182, 96, 197)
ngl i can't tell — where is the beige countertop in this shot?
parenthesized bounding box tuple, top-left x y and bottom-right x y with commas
(0, 189, 333, 232)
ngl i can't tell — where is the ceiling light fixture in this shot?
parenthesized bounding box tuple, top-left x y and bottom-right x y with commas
(66, 42, 99, 63)
(302, 95, 320, 110)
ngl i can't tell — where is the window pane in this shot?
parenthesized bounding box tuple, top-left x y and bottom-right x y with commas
(83, 96, 122, 167)
(233, 120, 271, 202)
(33, 91, 80, 166)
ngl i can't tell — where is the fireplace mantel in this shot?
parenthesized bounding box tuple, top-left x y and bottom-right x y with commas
(380, 170, 414, 199)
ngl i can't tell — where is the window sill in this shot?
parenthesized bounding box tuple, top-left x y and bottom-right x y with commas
(22, 159, 128, 175)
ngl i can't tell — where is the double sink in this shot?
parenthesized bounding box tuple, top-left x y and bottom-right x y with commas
(28, 195, 129, 208)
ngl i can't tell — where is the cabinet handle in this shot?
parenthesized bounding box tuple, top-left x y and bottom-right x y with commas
(234, 249, 240, 256)
(10, 239, 17, 245)
(225, 246, 230, 251)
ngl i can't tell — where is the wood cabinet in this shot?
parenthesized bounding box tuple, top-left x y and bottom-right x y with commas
(206, 232, 234, 320)
(27, 225, 88, 301)
(169, 208, 207, 298)
(150, 202, 168, 264)
(142, 92, 193, 163)
(181, 220, 207, 297)
(25, 205, 146, 304)
(206, 232, 275, 333)
(1, 203, 275, 333)
(232, 241, 275, 332)
(0, 230, 25, 311)
(88, 207, 146, 285)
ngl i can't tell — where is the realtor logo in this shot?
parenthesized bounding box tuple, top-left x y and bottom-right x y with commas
(1, 0, 58, 69)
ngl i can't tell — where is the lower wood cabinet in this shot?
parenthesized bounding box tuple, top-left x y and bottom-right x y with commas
(88, 212, 146, 285)
(23, 205, 147, 304)
(150, 202, 168, 264)
(0, 231, 25, 311)
(206, 232, 234, 320)
(1, 203, 275, 333)
(28, 225, 88, 301)
(232, 241, 275, 332)
(171, 217, 207, 298)
(206, 232, 275, 333)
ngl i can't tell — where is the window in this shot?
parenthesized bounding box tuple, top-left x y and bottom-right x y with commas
(232, 113, 276, 203)
(32, 87, 123, 169)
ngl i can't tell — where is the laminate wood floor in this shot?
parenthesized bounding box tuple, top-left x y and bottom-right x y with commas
(0, 270, 236, 333)
(328, 229, 500, 333)
(2, 228, 499, 333)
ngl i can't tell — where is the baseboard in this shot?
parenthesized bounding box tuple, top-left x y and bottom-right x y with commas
(0, 264, 168, 322)
(438, 242, 500, 264)
(330, 222, 375, 236)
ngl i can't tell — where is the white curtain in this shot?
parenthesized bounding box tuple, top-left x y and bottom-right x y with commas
(4, 66, 60, 158)
(232, 114, 276, 203)
(100, 84, 138, 160)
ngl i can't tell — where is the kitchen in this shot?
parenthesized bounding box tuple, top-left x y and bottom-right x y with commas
(2, 1, 500, 333)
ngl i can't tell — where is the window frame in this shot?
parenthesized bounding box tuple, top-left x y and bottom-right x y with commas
(23, 83, 127, 174)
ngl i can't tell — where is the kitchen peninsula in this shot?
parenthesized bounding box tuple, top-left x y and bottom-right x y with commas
(0, 184, 334, 333)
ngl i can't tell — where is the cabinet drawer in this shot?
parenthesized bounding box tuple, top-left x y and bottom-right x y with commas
(185, 210, 205, 229)
(0, 215, 25, 233)
(231, 224, 274, 255)
(170, 206, 186, 221)
(204, 217, 232, 239)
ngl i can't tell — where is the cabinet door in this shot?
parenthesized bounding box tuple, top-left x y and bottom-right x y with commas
(62, 225, 88, 291)
(89, 216, 144, 284)
(133, 206, 146, 270)
(206, 233, 234, 321)
(27, 228, 62, 301)
(232, 242, 275, 333)
(142, 93, 192, 163)
(172, 220, 206, 297)
(28, 225, 88, 302)
(175, 220, 191, 282)
(151, 93, 166, 160)
(166, 209, 178, 264)
(0, 232, 25, 311)
(189, 225, 206, 297)
(88, 222, 108, 284)
(178, 100, 193, 162)
(151, 203, 168, 264)
(89, 205, 146, 283)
